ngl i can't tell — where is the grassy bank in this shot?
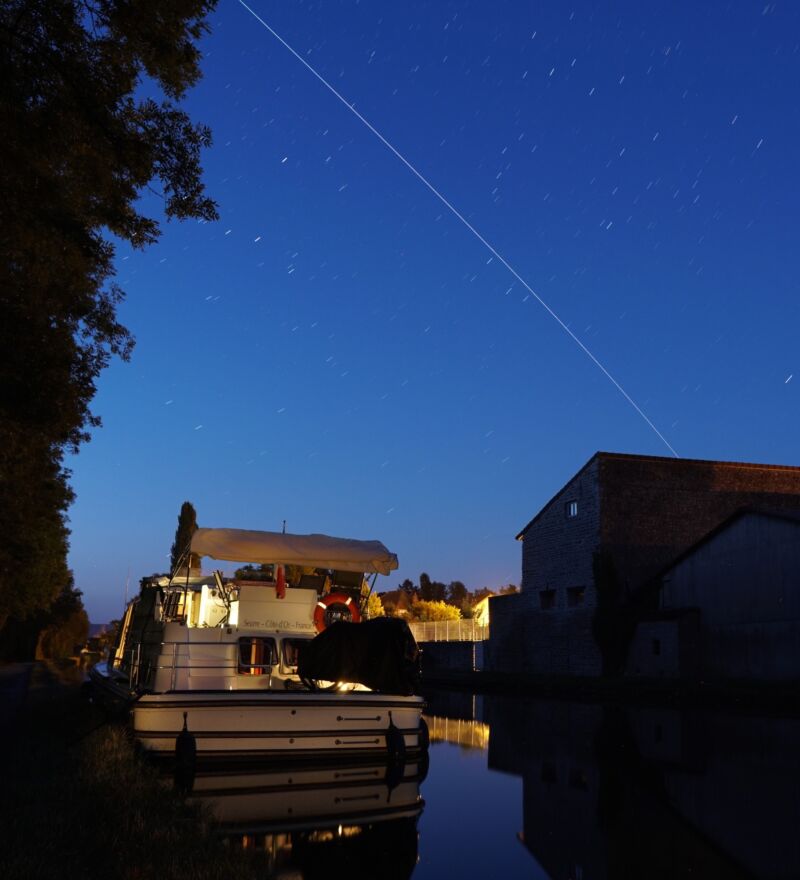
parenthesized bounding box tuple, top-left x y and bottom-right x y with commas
(0, 663, 260, 880)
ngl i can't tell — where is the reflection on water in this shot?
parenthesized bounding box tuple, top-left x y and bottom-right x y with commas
(483, 696, 800, 879)
(224, 819, 420, 879)
(425, 715, 490, 750)
(423, 689, 490, 750)
(168, 694, 800, 879)
(182, 760, 425, 879)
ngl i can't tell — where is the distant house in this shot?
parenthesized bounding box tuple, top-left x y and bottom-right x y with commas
(472, 595, 493, 626)
(628, 508, 800, 680)
(379, 589, 413, 617)
(486, 452, 800, 677)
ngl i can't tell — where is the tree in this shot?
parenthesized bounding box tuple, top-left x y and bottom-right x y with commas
(37, 579, 89, 659)
(170, 501, 200, 574)
(0, 1, 218, 625)
(0, 444, 72, 626)
(398, 578, 417, 598)
(408, 598, 462, 622)
(364, 592, 385, 620)
(447, 580, 468, 605)
(591, 549, 635, 676)
(234, 564, 274, 582)
(0, 574, 87, 660)
(419, 573, 445, 602)
(470, 587, 494, 604)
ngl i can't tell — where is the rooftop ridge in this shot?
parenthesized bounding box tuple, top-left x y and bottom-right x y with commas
(516, 451, 800, 538)
(594, 450, 800, 472)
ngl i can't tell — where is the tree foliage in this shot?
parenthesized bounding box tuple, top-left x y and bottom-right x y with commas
(392, 575, 517, 619)
(418, 572, 446, 602)
(591, 549, 635, 676)
(0, 575, 87, 660)
(408, 598, 462, 622)
(364, 592, 385, 620)
(398, 578, 417, 598)
(37, 579, 89, 658)
(0, 1, 218, 623)
(170, 501, 200, 574)
(234, 563, 274, 582)
(446, 580, 468, 605)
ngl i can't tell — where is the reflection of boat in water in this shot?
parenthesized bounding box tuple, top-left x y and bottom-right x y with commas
(184, 759, 425, 880)
(90, 527, 427, 760)
(189, 758, 426, 831)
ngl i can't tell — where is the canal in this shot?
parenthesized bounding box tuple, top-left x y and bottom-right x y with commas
(190, 690, 800, 878)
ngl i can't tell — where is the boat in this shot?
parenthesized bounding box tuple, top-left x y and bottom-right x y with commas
(89, 527, 428, 761)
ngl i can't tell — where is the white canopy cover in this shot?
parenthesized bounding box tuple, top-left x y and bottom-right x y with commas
(190, 528, 399, 575)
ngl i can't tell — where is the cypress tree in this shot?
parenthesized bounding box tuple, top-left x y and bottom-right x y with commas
(170, 502, 200, 575)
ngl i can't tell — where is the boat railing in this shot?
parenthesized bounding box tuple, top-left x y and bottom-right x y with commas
(150, 638, 277, 691)
(128, 643, 141, 689)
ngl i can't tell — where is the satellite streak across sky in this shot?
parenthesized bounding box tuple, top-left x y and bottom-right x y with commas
(235, 0, 678, 457)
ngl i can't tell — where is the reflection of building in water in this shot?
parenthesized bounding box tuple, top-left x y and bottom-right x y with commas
(423, 688, 482, 721)
(641, 712, 800, 880)
(183, 760, 424, 880)
(424, 714, 490, 751)
(488, 699, 608, 880)
(423, 689, 489, 749)
(486, 696, 800, 879)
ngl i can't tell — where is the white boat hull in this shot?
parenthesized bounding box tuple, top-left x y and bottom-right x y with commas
(133, 690, 426, 759)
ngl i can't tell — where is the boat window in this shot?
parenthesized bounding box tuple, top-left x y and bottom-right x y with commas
(238, 637, 276, 675)
(331, 570, 363, 591)
(162, 591, 186, 621)
(282, 638, 309, 669)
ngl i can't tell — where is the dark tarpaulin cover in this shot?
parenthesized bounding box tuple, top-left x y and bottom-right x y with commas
(297, 617, 420, 695)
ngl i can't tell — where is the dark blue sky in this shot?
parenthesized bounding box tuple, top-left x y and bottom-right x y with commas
(69, 1, 800, 621)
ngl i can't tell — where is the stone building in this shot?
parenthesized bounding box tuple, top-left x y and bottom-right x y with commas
(628, 508, 800, 680)
(485, 452, 800, 677)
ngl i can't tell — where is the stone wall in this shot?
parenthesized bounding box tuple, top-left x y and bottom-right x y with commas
(520, 456, 601, 607)
(500, 457, 602, 676)
(419, 640, 479, 673)
(484, 592, 602, 676)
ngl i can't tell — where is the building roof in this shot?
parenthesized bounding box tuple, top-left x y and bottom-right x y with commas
(515, 451, 800, 539)
(655, 506, 800, 579)
(378, 589, 412, 611)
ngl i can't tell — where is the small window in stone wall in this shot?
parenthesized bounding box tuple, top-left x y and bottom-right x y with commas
(540, 589, 556, 610)
(566, 500, 578, 518)
(567, 586, 585, 607)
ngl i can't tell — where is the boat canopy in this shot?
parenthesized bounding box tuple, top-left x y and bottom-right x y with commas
(190, 528, 399, 575)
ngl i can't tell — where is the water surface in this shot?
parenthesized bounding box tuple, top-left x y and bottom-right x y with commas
(189, 691, 800, 879)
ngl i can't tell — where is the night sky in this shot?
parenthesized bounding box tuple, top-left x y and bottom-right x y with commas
(68, 1, 800, 622)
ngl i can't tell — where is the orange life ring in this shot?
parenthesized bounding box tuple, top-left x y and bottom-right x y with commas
(314, 593, 361, 632)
